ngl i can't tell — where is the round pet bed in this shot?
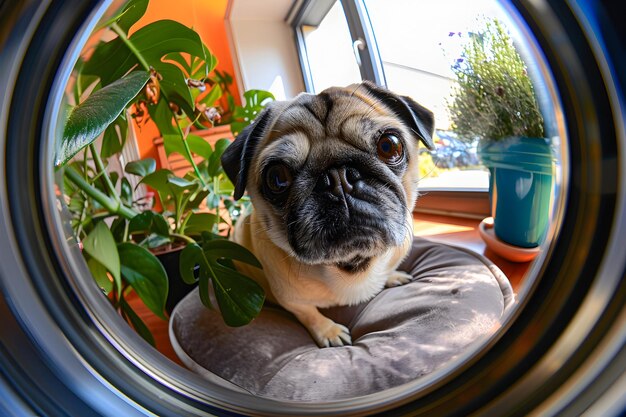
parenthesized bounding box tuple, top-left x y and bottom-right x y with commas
(169, 238, 515, 401)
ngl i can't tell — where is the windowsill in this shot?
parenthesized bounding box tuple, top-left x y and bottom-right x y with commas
(414, 189, 491, 219)
(412, 212, 530, 291)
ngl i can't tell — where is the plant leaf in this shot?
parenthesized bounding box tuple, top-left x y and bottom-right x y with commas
(186, 134, 213, 159)
(217, 175, 235, 195)
(206, 191, 220, 209)
(231, 89, 275, 135)
(203, 239, 262, 268)
(143, 234, 172, 249)
(180, 243, 213, 308)
(83, 20, 211, 86)
(101, 113, 128, 159)
(109, 171, 120, 189)
(96, 0, 148, 34)
(167, 175, 196, 190)
(128, 210, 170, 237)
(132, 20, 208, 67)
(87, 258, 113, 295)
(196, 239, 264, 326)
(56, 71, 150, 166)
(162, 134, 191, 164)
(179, 243, 203, 285)
(147, 97, 178, 135)
(83, 221, 121, 296)
(199, 83, 222, 106)
(82, 37, 138, 87)
(118, 242, 168, 319)
(139, 169, 174, 196)
(114, 0, 149, 34)
(183, 212, 217, 235)
(198, 268, 213, 309)
(120, 298, 155, 346)
(182, 238, 264, 325)
(208, 138, 232, 177)
(153, 62, 195, 117)
(186, 187, 210, 211)
(213, 138, 232, 157)
(191, 43, 217, 80)
(145, 98, 193, 166)
(212, 69, 233, 85)
(110, 216, 127, 243)
(211, 263, 265, 327)
(120, 177, 133, 206)
(72, 56, 99, 104)
(125, 158, 156, 177)
(163, 52, 192, 75)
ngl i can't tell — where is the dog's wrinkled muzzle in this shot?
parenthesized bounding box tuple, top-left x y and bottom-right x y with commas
(314, 165, 363, 198)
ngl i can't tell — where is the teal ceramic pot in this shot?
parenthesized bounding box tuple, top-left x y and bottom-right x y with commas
(478, 137, 554, 248)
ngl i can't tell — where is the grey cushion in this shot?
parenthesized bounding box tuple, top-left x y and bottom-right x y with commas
(169, 237, 515, 401)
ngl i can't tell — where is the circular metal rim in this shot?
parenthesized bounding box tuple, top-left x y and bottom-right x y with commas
(37, 0, 571, 413)
(0, 0, 624, 416)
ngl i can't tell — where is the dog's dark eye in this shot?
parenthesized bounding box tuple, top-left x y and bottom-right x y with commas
(376, 133, 404, 164)
(264, 164, 292, 196)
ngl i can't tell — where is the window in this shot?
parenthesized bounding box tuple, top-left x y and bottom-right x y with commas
(299, 2, 362, 92)
(292, 0, 516, 195)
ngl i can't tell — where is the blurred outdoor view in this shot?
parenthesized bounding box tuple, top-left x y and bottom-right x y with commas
(302, 0, 520, 191)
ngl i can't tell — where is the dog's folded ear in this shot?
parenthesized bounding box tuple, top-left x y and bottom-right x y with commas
(221, 106, 274, 200)
(361, 81, 435, 150)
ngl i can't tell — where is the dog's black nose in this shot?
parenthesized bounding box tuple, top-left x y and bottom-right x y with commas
(315, 166, 362, 197)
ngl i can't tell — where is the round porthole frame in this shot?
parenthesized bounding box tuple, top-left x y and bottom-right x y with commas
(0, 0, 624, 416)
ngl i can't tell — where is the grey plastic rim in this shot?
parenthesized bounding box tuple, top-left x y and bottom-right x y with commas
(0, 0, 624, 416)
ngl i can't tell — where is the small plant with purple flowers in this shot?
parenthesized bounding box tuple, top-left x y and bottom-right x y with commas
(448, 18, 544, 142)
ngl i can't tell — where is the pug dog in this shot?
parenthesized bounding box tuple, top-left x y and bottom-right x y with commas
(221, 81, 434, 348)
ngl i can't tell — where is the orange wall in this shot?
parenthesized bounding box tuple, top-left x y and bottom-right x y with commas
(130, 0, 240, 165)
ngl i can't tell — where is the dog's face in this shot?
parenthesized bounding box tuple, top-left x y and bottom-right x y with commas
(222, 82, 434, 270)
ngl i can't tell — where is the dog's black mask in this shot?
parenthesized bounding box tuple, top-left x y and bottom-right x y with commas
(280, 149, 409, 266)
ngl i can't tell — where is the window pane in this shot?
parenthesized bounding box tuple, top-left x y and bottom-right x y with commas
(301, 2, 362, 93)
(364, 0, 511, 190)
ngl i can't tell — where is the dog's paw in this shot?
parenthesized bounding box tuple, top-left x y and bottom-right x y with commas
(283, 302, 352, 348)
(311, 319, 352, 348)
(385, 271, 412, 288)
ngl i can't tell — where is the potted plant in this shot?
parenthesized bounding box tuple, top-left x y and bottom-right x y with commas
(448, 18, 554, 251)
(57, 0, 268, 345)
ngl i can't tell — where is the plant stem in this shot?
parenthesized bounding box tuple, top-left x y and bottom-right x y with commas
(75, 148, 90, 239)
(213, 176, 220, 230)
(76, 197, 88, 240)
(123, 219, 130, 242)
(65, 167, 138, 220)
(82, 148, 89, 180)
(90, 144, 120, 205)
(173, 117, 208, 188)
(171, 233, 195, 244)
(110, 22, 150, 71)
(173, 194, 182, 232)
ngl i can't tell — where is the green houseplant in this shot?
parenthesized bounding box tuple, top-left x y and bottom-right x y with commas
(449, 18, 553, 250)
(56, 0, 269, 345)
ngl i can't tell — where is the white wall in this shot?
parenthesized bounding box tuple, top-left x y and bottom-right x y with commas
(226, 0, 305, 101)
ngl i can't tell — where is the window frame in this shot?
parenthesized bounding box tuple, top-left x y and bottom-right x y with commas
(289, 0, 490, 218)
(290, 0, 386, 88)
